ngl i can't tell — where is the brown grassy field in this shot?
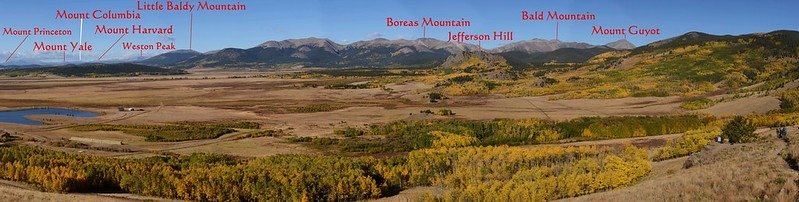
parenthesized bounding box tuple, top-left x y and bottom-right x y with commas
(0, 71, 782, 158)
(0, 71, 721, 158)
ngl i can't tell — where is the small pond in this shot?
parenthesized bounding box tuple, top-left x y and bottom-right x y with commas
(0, 108, 98, 125)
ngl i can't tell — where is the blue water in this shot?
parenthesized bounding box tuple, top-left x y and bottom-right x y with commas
(0, 108, 98, 125)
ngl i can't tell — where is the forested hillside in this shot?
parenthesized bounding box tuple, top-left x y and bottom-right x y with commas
(428, 30, 799, 99)
(0, 63, 186, 77)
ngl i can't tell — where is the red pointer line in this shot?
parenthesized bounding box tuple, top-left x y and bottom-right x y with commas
(189, 11, 193, 50)
(98, 34, 126, 61)
(555, 21, 559, 41)
(5, 34, 30, 63)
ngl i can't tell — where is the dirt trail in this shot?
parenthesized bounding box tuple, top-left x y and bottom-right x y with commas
(370, 186, 445, 202)
(24, 103, 163, 133)
(523, 98, 551, 119)
(700, 95, 780, 116)
(524, 133, 682, 149)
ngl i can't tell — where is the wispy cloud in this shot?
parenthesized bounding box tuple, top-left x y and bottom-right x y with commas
(159, 35, 175, 43)
(1, 48, 147, 65)
(367, 32, 383, 39)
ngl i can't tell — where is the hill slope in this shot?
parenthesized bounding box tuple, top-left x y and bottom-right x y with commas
(605, 39, 636, 50)
(542, 30, 799, 98)
(499, 46, 615, 69)
(0, 63, 186, 77)
(441, 51, 511, 72)
(427, 30, 799, 99)
(491, 39, 595, 53)
(140, 50, 202, 66)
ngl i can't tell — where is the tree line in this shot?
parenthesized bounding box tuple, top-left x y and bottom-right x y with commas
(314, 115, 711, 153)
(71, 121, 260, 142)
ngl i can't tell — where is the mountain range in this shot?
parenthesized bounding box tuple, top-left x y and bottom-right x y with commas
(141, 37, 635, 69)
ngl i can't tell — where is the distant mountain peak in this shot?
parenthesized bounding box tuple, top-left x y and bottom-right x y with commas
(605, 39, 635, 50)
(347, 37, 480, 54)
(413, 38, 480, 53)
(491, 39, 595, 53)
(258, 37, 343, 53)
(682, 31, 711, 38)
(350, 38, 415, 48)
(645, 31, 723, 49)
(140, 49, 203, 66)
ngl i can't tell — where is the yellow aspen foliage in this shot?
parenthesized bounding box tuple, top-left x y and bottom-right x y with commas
(632, 127, 647, 137)
(0, 134, 657, 202)
(426, 145, 650, 201)
(653, 128, 718, 161)
(0, 146, 388, 201)
(443, 81, 489, 96)
(430, 131, 478, 148)
(535, 129, 561, 143)
(581, 128, 595, 139)
(748, 112, 799, 127)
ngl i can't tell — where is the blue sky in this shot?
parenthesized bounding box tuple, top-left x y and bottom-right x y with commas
(0, 0, 797, 64)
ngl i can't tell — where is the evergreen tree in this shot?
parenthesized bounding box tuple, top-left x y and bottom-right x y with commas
(722, 116, 756, 144)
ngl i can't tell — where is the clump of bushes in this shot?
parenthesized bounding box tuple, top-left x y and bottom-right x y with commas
(534, 129, 562, 143)
(418, 109, 455, 116)
(430, 131, 477, 148)
(436, 109, 455, 116)
(653, 129, 718, 161)
(748, 112, 799, 127)
(335, 127, 365, 137)
(429, 92, 445, 103)
(72, 122, 257, 142)
(443, 81, 491, 96)
(559, 115, 711, 140)
(198, 121, 260, 129)
(287, 136, 314, 143)
(325, 83, 370, 89)
(287, 103, 346, 113)
(722, 116, 756, 144)
(680, 98, 717, 110)
(310, 137, 339, 146)
(237, 129, 287, 139)
(780, 89, 799, 112)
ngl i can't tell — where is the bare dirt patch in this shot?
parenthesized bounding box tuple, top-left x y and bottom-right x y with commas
(700, 96, 780, 116)
(0, 179, 174, 202)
